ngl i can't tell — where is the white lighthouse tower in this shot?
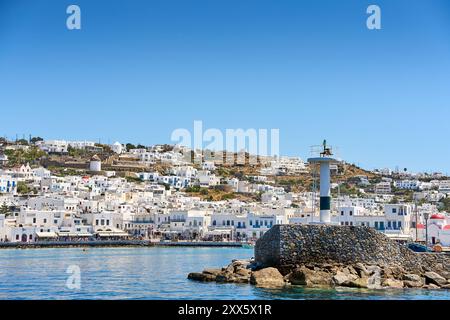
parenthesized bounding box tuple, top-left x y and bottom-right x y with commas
(308, 140, 338, 224)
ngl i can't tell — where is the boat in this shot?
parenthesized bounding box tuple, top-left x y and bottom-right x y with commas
(242, 242, 255, 249)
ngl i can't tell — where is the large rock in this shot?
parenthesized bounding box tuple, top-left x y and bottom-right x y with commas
(403, 274, 424, 288)
(216, 272, 234, 283)
(354, 263, 370, 277)
(346, 277, 369, 289)
(188, 272, 217, 282)
(424, 272, 447, 287)
(382, 279, 404, 289)
(333, 271, 358, 287)
(235, 268, 251, 277)
(203, 269, 222, 276)
(250, 268, 286, 288)
(288, 266, 333, 287)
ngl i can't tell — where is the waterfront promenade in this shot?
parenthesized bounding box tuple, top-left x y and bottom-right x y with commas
(0, 240, 246, 249)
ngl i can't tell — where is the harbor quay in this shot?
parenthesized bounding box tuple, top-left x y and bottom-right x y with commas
(0, 240, 246, 249)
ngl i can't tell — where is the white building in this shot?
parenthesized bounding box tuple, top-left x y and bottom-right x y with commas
(89, 155, 102, 172)
(394, 180, 421, 190)
(375, 181, 392, 194)
(0, 175, 17, 194)
(37, 140, 68, 154)
(111, 142, 124, 154)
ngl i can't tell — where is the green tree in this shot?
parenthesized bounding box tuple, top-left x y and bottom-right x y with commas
(16, 139, 29, 145)
(0, 203, 9, 215)
(30, 137, 44, 144)
(439, 197, 450, 212)
(126, 143, 136, 151)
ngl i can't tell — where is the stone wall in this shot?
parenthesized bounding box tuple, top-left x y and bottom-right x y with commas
(255, 225, 450, 275)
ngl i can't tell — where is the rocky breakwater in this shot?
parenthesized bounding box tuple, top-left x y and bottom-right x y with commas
(188, 225, 450, 290)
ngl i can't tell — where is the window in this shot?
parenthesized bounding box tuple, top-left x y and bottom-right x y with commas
(388, 221, 392, 229)
(392, 208, 397, 214)
(33, 218, 36, 223)
(213, 220, 216, 226)
(106, 220, 110, 226)
(43, 219, 47, 223)
(341, 211, 344, 216)
(16, 235, 19, 240)
(250, 220, 253, 226)
(95, 219, 99, 226)
(375, 221, 379, 229)
(398, 221, 402, 229)
(393, 221, 397, 229)
(350, 211, 353, 216)
(54, 220, 58, 224)
(101, 219, 105, 226)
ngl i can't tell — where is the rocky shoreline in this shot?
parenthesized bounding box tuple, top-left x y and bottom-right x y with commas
(188, 258, 450, 290)
(188, 225, 450, 291)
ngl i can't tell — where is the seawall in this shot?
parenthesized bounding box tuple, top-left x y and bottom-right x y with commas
(255, 225, 450, 275)
(0, 241, 244, 249)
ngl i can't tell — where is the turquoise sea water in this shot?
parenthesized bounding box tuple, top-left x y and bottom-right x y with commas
(0, 247, 448, 300)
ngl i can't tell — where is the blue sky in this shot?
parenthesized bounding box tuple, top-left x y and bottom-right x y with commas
(1, 0, 450, 173)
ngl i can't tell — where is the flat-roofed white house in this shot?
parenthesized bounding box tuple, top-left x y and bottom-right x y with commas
(0, 175, 17, 194)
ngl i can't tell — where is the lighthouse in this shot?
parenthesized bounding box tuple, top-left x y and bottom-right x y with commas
(307, 140, 338, 224)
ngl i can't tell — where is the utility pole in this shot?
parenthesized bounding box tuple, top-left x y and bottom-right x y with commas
(415, 200, 418, 242)
(424, 212, 429, 247)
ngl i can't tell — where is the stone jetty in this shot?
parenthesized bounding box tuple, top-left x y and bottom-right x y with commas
(188, 225, 450, 290)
